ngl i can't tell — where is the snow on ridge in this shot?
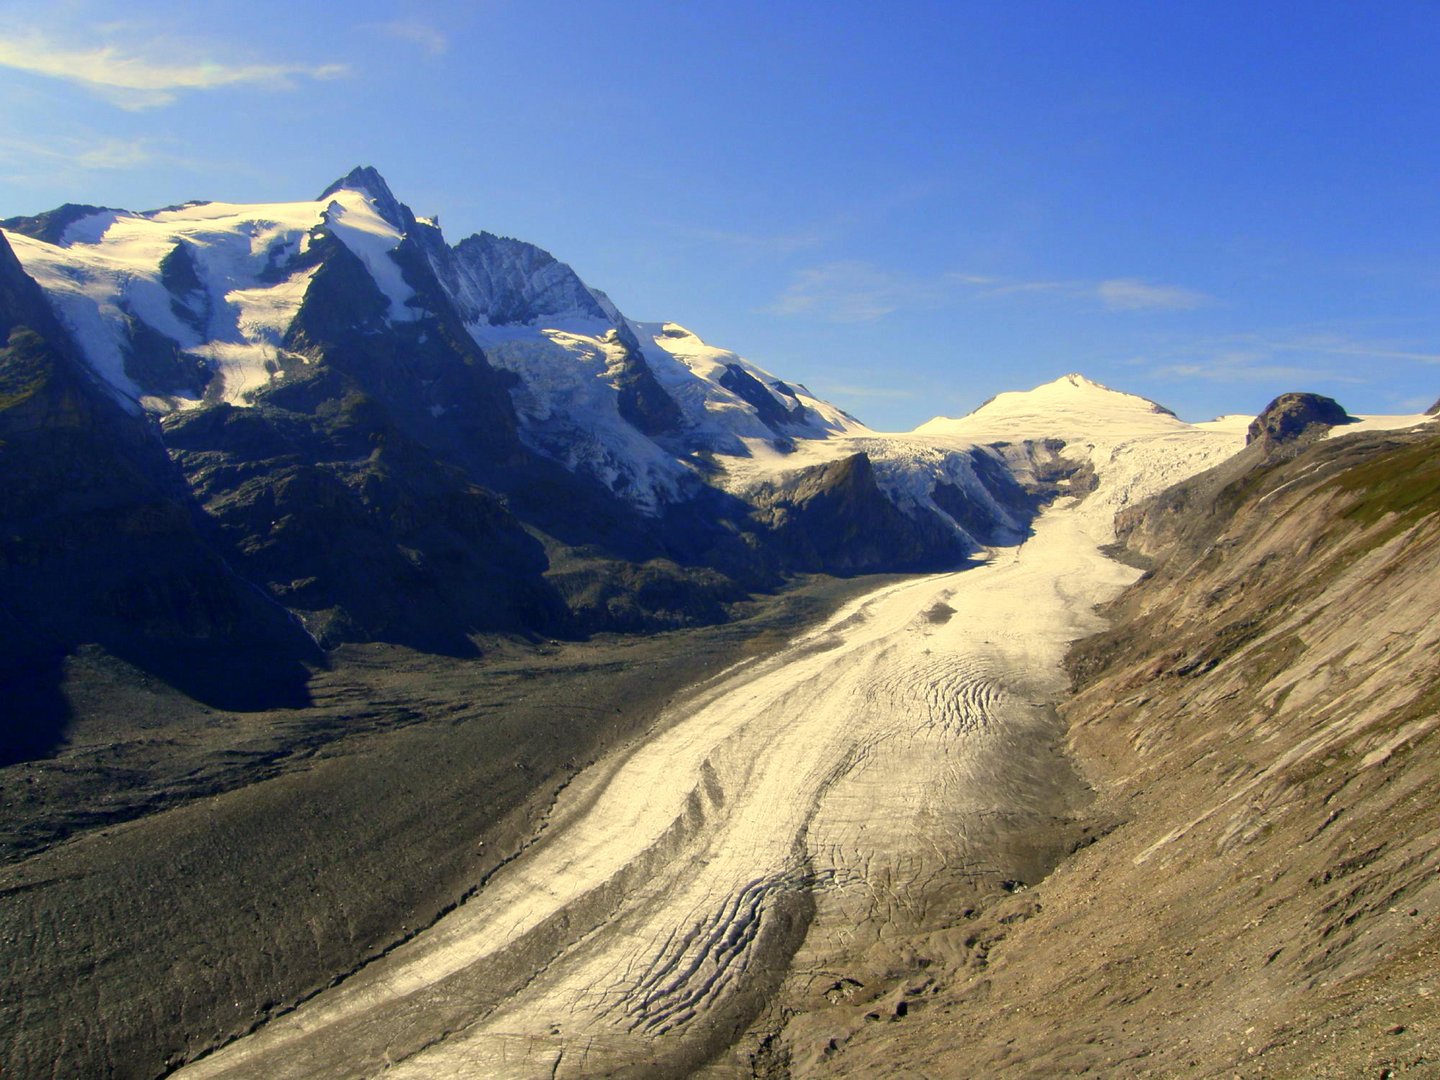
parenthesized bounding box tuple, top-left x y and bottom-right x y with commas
(4, 228, 145, 409)
(469, 318, 693, 513)
(444, 231, 614, 327)
(1325, 412, 1437, 439)
(1193, 414, 1255, 434)
(322, 191, 423, 323)
(5, 197, 339, 410)
(4, 187, 437, 410)
(910, 375, 1248, 541)
(5, 173, 1250, 537)
(915, 373, 1185, 442)
(59, 209, 127, 246)
(636, 321, 862, 439)
(464, 309, 873, 510)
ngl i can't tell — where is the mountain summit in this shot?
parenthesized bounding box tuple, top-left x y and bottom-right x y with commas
(318, 165, 410, 229)
(916, 373, 1181, 442)
(5, 168, 1330, 728)
(1, 167, 1107, 680)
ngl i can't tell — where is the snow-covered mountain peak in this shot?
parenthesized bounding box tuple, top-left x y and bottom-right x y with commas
(320, 191, 420, 323)
(317, 166, 408, 231)
(1054, 372, 1109, 391)
(915, 373, 1182, 442)
(444, 231, 615, 326)
(3, 196, 337, 410)
(3, 170, 1253, 540)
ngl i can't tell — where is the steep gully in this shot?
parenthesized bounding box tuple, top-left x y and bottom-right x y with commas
(179, 462, 1157, 1079)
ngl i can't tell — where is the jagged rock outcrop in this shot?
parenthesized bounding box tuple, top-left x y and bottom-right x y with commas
(748, 452, 970, 573)
(717, 362, 808, 432)
(1246, 390, 1352, 447)
(443, 230, 615, 326)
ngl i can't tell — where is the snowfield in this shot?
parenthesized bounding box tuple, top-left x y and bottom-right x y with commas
(1, 194, 398, 410)
(176, 381, 1252, 1078)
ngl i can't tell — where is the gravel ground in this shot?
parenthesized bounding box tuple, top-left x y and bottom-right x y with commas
(0, 576, 884, 1080)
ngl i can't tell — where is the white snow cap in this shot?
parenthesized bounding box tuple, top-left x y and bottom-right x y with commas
(4, 168, 426, 411)
(915, 373, 1183, 442)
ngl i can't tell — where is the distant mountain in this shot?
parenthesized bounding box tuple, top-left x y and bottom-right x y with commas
(0, 168, 1056, 734)
(0, 167, 1322, 751)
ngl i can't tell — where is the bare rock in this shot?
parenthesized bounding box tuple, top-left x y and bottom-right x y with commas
(1246, 391, 1353, 446)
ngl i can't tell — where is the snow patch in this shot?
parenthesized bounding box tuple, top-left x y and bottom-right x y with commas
(470, 318, 693, 513)
(634, 321, 862, 443)
(60, 209, 125, 246)
(5, 199, 337, 409)
(1327, 412, 1437, 438)
(5, 191, 431, 410)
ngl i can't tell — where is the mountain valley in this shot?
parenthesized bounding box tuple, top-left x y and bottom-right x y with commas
(1, 170, 1437, 1078)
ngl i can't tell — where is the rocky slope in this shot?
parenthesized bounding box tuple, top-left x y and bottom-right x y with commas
(0, 232, 317, 763)
(791, 408, 1440, 1078)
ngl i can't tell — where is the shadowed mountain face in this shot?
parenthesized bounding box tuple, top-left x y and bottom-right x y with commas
(159, 226, 570, 652)
(0, 234, 318, 763)
(747, 452, 971, 573)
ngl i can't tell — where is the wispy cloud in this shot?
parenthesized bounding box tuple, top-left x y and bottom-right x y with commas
(766, 262, 1213, 323)
(369, 20, 449, 55)
(1143, 329, 1439, 385)
(763, 261, 942, 322)
(1395, 395, 1438, 412)
(1095, 278, 1210, 312)
(670, 223, 824, 256)
(1151, 358, 1362, 384)
(948, 274, 1072, 299)
(1267, 332, 1440, 365)
(0, 31, 347, 109)
(0, 133, 159, 172)
(956, 273, 1212, 311)
(817, 382, 921, 400)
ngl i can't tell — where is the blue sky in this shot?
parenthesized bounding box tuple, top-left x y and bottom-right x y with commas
(1, 1, 1437, 429)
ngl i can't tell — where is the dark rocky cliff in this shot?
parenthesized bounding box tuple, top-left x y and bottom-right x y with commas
(0, 234, 318, 763)
(749, 452, 970, 573)
(1246, 390, 1354, 447)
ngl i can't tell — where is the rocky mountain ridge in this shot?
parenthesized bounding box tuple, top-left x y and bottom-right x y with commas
(1, 169, 1153, 760)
